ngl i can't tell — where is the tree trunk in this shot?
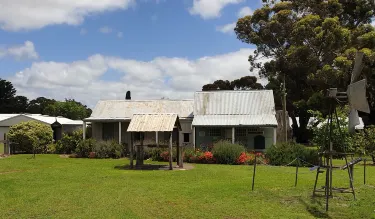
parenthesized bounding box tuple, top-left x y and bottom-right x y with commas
(290, 112, 311, 144)
(136, 134, 144, 166)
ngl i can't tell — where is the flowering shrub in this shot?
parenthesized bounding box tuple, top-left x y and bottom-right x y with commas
(197, 151, 215, 164)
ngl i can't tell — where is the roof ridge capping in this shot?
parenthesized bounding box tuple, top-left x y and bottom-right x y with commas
(196, 89, 273, 93)
(98, 99, 194, 102)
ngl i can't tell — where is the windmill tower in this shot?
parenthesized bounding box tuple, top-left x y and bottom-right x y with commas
(312, 51, 370, 211)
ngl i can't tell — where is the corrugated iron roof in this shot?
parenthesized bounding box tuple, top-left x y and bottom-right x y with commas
(192, 115, 278, 127)
(0, 114, 83, 125)
(87, 99, 194, 120)
(194, 90, 276, 115)
(127, 114, 179, 132)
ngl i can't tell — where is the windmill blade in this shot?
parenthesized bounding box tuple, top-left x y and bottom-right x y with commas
(348, 109, 360, 133)
(347, 79, 370, 113)
(350, 51, 364, 83)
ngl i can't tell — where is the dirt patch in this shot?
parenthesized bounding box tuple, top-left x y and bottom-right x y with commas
(0, 170, 23, 175)
(114, 163, 195, 171)
(0, 154, 10, 159)
(59, 154, 72, 158)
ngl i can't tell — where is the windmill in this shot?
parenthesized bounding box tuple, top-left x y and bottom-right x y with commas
(312, 51, 370, 211)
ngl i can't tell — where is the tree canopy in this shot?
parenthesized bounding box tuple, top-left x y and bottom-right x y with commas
(202, 76, 264, 91)
(0, 78, 92, 120)
(234, 0, 375, 142)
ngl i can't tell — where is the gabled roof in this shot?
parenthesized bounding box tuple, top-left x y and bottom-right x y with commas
(127, 114, 181, 132)
(194, 90, 276, 115)
(193, 90, 277, 127)
(0, 114, 83, 126)
(85, 99, 194, 121)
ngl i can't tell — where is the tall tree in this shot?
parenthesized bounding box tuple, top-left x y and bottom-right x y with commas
(27, 97, 56, 114)
(202, 76, 263, 91)
(11, 96, 29, 113)
(234, 0, 375, 142)
(44, 99, 92, 120)
(0, 78, 17, 113)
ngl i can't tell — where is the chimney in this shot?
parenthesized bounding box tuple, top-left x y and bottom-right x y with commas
(125, 91, 131, 100)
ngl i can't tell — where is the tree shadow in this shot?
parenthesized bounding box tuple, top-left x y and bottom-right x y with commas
(114, 164, 168, 171)
(298, 197, 332, 219)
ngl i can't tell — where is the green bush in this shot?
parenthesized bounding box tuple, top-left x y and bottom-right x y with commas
(149, 147, 165, 161)
(265, 142, 319, 166)
(56, 129, 83, 154)
(47, 143, 57, 154)
(93, 141, 122, 159)
(7, 121, 53, 153)
(211, 140, 245, 164)
(75, 139, 96, 158)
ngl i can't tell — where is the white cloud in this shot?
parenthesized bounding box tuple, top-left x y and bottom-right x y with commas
(9, 49, 267, 107)
(0, 0, 135, 31)
(237, 6, 252, 17)
(0, 41, 38, 60)
(99, 26, 113, 34)
(189, 0, 244, 19)
(216, 22, 236, 34)
(80, 28, 88, 35)
(117, 32, 124, 38)
(217, 6, 253, 34)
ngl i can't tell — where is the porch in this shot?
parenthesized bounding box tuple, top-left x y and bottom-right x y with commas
(193, 126, 276, 151)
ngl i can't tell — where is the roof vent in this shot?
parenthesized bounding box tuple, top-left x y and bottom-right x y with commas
(126, 91, 131, 100)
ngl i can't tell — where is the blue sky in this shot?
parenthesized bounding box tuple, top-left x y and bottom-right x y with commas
(0, 0, 263, 107)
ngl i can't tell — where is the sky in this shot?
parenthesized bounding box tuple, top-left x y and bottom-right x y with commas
(0, 0, 265, 107)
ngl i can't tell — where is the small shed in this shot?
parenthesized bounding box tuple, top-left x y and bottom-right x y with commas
(127, 113, 182, 170)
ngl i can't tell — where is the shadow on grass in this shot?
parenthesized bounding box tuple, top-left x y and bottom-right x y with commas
(114, 164, 168, 171)
(298, 197, 331, 219)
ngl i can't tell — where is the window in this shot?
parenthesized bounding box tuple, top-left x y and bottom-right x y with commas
(248, 128, 263, 134)
(183, 133, 190, 143)
(207, 128, 221, 137)
(235, 128, 247, 137)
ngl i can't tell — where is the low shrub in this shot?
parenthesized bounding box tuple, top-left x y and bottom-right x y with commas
(75, 139, 96, 158)
(47, 143, 57, 154)
(150, 147, 165, 161)
(212, 140, 245, 165)
(183, 147, 197, 163)
(56, 129, 83, 154)
(236, 152, 266, 165)
(93, 140, 123, 159)
(265, 142, 319, 166)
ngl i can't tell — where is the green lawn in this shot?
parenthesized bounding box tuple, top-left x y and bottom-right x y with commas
(0, 155, 374, 219)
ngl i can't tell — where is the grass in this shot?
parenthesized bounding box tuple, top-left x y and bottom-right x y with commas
(0, 155, 374, 219)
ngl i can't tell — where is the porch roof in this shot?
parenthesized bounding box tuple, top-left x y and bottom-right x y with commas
(127, 113, 181, 132)
(192, 115, 278, 127)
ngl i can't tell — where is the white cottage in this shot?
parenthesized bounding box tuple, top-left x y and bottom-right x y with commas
(83, 99, 194, 149)
(192, 90, 278, 151)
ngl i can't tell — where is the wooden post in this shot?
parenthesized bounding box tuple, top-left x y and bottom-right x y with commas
(156, 131, 159, 147)
(193, 127, 196, 149)
(169, 132, 173, 170)
(252, 156, 257, 191)
(136, 133, 144, 166)
(82, 121, 86, 140)
(118, 122, 122, 144)
(130, 133, 134, 169)
(295, 158, 299, 187)
(232, 127, 235, 144)
(178, 136, 183, 168)
(176, 134, 180, 166)
(364, 158, 366, 185)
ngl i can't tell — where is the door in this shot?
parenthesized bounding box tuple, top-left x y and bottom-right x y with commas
(254, 135, 265, 150)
